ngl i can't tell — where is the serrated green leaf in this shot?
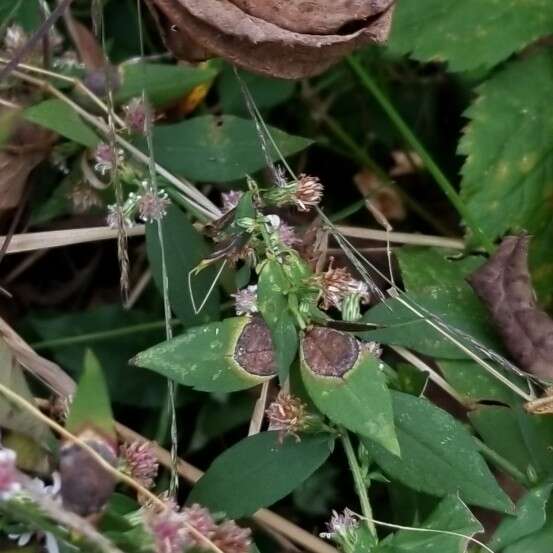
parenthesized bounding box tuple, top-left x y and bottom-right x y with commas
(490, 483, 553, 551)
(146, 205, 219, 326)
(139, 115, 312, 182)
(132, 317, 274, 392)
(257, 260, 298, 382)
(188, 431, 333, 518)
(388, 0, 553, 72)
(116, 62, 218, 107)
(301, 347, 399, 455)
(359, 248, 502, 358)
(66, 350, 115, 440)
(460, 50, 553, 306)
(365, 392, 514, 514)
(377, 495, 483, 553)
(24, 99, 100, 147)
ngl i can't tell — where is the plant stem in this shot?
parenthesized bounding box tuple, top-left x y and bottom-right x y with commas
(473, 436, 531, 487)
(31, 319, 182, 350)
(347, 55, 493, 253)
(341, 429, 377, 538)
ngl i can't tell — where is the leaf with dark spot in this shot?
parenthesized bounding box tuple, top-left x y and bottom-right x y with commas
(467, 235, 553, 382)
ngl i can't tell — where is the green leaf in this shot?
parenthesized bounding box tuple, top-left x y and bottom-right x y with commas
(388, 0, 553, 72)
(0, 0, 40, 30)
(139, 115, 312, 182)
(66, 350, 115, 440)
(116, 62, 218, 107)
(301, 347, 399, 455)
(460, 50, 553, 306)
(146, 205, 219, 326)
(24, 99, 100, 147)
(377, 495, 483, 553)
(188, 431, 333, 518)
(257, 260, 298, 382)
(364, 392, 514, 513)
(132, 317, 275, 392)
(470, 406, 553, 481)
(502, 501, 553, 553)
(359, 248, 502, 358)
(490, 484, 553, 550)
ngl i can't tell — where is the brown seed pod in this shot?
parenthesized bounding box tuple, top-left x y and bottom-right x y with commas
(467, 235, 553, 382)
(301, 327, 360, 377)
(60, 433, 117, 517)
(234, 316, 277, 376)
(147, 0, 395, 79)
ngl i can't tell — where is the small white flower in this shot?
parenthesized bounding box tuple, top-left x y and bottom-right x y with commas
(0, 448, 20, 500)
(232, 285, 258, 316)
(93, 143, 124, 176)
(265, 214, 281, 231)
(320, 508, 359, 541)
(137, 190, 171, 223)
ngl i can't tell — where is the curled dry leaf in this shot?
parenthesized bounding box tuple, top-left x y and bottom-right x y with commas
(147, 0, 395, 78)
(467, 235, 553, 382)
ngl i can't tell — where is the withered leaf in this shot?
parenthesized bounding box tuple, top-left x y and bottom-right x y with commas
(149, 0, 395, 79)
(468, 235, 553, 382)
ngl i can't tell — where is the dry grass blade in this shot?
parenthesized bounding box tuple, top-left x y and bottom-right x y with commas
(0, 226, 146, 254)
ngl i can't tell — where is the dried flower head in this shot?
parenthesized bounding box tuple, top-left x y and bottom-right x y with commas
(147, 508, 188, 553)
(266, 392, 313, 442)
(124, 98, 148, 135)
(4, 25, 27, 54)
(278, 222, 300, 248)
(181, 503, 218, 546)
(294, 174, 323, 211)
(137, 190, 171, 222)
(119, 442, 159, 489)
(232, 285, 258, 316)
(213, 520, 252, 553)
(93, 143, 124, 176)
(0, 448, 21, 500)
(221, 190, 244, 213)
(320, 508, 359, 542)
(317, 259, 369, 310)
(67, 183, 103, 214)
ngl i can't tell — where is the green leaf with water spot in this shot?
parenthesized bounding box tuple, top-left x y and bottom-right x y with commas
(139, 115, 312, 182)
(188, 431, 333, 518)
(388, 0, 553, 72)
(132, 317, 274, 392)
(257, 259, 298, 383)
(489, 483, 553, 551)
(116, 62, 218, 107)
(460, 50, 553, 306)
(301, 347, 399, 455)
(364, 392, 514, 514)
(66, 350, 115, 440)
(376, 495, 483, 553)
(24, 99, 100, 147)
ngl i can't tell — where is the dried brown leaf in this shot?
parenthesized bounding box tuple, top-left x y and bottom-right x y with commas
(468, 235, 553, 382)
(150, 0, 395, 78)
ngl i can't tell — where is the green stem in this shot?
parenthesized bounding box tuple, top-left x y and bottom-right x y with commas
(341, 429, 377, 538)
(474, 436, 531, 487)
(31, 319, 182, 350)
(347, 55, 493, 252)
(321, 114, 452, 236)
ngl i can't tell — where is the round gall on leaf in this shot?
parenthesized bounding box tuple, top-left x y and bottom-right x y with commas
(234, 316, 277, 377)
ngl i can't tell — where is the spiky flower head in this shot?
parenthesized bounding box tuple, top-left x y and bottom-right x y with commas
(147, 508, 188, 553)
(266, 392, 314, 443)
(221, 190, 244, 214)
(93, 143, 125, 176)
(317, 259, 370, 310)
(119, 442, 159, 489)
(181, 503, 218, 547)
(67, 183, 103, 214)
(294, 174, 323, 211)
(124, 98, 148, 135)
(213, 520, 252, 553)
(106, 203, 134, 229)
(0, 448, 21, 500)
(232, 285, 258, 316)
(137, 190, 171, 223)
(320, 508, 359, 542)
